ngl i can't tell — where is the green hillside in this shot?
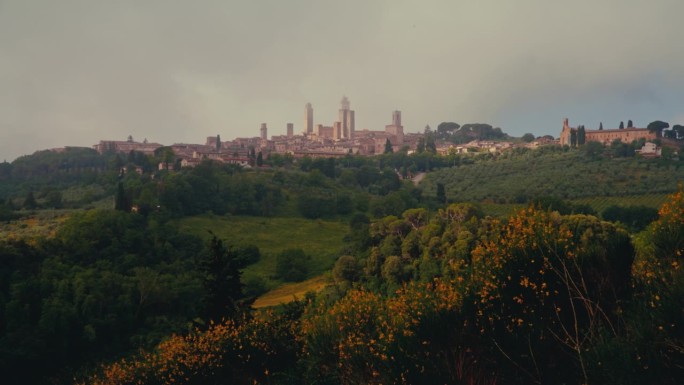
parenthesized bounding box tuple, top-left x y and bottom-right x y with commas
(423, 147, 684, 204)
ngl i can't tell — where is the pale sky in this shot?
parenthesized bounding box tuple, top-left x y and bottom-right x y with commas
(1, 0, 683, 161)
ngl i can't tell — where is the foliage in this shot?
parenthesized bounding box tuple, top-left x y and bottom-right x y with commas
(602, 205, 659, 232)
(0, 210, 205, 384)
(647, 120, 670, 137)
(425, 146, 684, 204)
(200, 235, 249, 322)
(275, 248, 311, 282)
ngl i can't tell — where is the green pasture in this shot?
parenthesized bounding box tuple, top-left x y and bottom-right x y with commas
(176, 215, 348, 288)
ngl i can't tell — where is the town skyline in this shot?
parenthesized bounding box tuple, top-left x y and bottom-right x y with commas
(2, 1, 684, 162)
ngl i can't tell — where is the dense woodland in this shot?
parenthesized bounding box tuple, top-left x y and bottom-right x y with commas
(0, 138, 683, 384)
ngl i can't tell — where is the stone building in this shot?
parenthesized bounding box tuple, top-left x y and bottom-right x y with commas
(559, 118, 656, 146)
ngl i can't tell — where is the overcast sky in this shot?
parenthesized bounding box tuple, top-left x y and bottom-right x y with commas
(1, 0, 683, 161)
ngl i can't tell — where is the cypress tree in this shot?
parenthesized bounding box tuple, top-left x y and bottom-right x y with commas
(114, 182, 130, 212)
(599, 122, 603, 130)
(570, 130, 577, 147)
(384, 138, 394, 154)
(200, 235, 247, 322)
(619, 121, 625, 129)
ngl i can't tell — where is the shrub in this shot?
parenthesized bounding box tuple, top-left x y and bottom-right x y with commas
(275, 248, 310, 282)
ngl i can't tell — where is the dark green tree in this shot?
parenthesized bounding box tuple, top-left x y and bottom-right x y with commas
(275, 248, 310, 282)
(23, 190, 37, 209)
(436, 122, 460, 136)
(257, 151, 263, 167)
(599, 122, 603, 130)
(426, 134, 437, 153)
(45, 190, 63, 209)
(619, 121, 624, 129)
(384, 138, 394, 154)
(332, 255, 360, 283)
(216, 134, 221, 151)
(248, 147, 256, 166)
(521, 133, 535, 143)
(577, 126, 586, 145)
(582, 141, 604, 159)
(570, 130, 578, 147)
(114, 182, 130, 212)
(436, 182, 446, 204)
(200, 235, 247, 322)
(673, 124, 684, 139)
(647, 120, 669, 138)
(627, 119, 633, 128)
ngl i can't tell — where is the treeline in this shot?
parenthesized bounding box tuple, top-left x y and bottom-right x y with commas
(0, 209, 266, 384)
(115, 154, 446, 220)
(81, 188, 684, 385)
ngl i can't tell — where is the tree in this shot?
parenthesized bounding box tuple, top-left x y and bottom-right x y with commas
(425, 134, 437, 153)
(23, 190, 37, 209)
(114, 182, 130, 212)
(619, 121, 624, 129)
(216, 134, 221, 151)
(333, 255, 360, 283)
(276, 248, 310, 282)
(627, 119, 633, 128)
(256, 151, 263, 166)
(570, 130, 577, 147)
(416, 137, 425, 153)
(200, 235, 247, 322)
(521, 133, 535, 143)
(436, 122, 460, 136)
(384, 138, 394, 154)
(436, 183, 446, 204)
(673, 124, 684, 139)
(582, 141, 604, 158)
(647, 120, 669, 138)
(45, 190, 63, 209)
(599, 122, 603, 130)
(577, 125, 586, 145)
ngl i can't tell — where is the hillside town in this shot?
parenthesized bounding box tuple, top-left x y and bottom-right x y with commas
(90, 97, 669, 169)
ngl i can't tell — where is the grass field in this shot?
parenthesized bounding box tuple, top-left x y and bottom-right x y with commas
(252, 275, 329, 308)
(176, 215, 349, 288)
(0, 210, 71, 241)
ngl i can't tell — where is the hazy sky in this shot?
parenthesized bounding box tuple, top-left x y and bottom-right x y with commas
(2, 0, 683, 161)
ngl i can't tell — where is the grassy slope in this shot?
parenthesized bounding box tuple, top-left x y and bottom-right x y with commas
(252, 275, 328, 308)
(175, 215, 348, 289)
(424, 149, 683, 208)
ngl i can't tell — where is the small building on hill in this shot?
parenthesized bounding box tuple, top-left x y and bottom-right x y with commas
(559, 118, 656, 147)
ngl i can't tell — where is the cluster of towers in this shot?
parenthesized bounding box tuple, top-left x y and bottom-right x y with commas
(305, 96, 356, 140)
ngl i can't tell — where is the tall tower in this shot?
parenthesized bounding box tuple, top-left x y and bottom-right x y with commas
(385, 110, 404, 145)
(260, 123, 268, 140)
(287, 123, 294, 138)
(305, 103, 314, 134)
(338, 96, 355, 140)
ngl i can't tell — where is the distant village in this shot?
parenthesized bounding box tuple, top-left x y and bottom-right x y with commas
(90, 97, 667, 169)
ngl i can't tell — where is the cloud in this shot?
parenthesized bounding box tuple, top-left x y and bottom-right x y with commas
(1, 0, 683, 161)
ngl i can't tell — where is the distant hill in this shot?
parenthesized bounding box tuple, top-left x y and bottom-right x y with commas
(422, 146, 684, 204)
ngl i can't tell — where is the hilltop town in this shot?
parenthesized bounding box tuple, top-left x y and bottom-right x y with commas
(90, 97, 674, 170)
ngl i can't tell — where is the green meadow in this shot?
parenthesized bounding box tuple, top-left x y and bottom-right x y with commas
(176, 214, 349, 289)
